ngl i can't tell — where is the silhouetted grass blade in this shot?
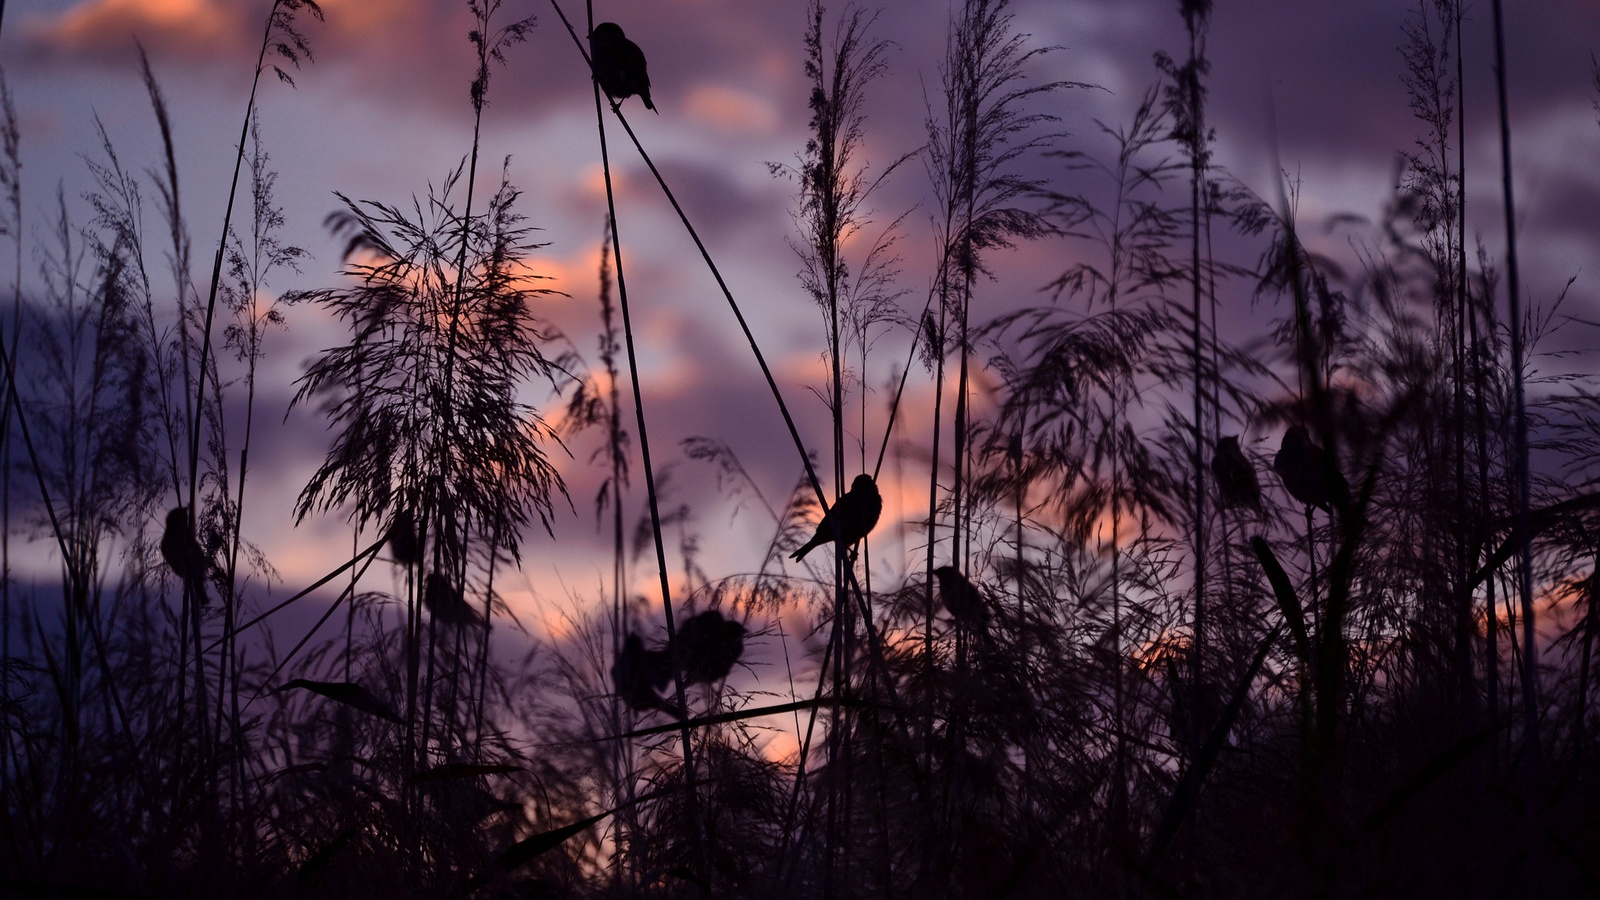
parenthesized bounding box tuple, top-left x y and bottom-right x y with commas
(610, 695, 872, 742)
(274, 678, 403, 723)
(498, 809, 614, 873)
(408, 762, 522, 785)
(1146, 625, 1281, 867)
(1250, 536, 1311, 666)
(295, 825, 360, 886)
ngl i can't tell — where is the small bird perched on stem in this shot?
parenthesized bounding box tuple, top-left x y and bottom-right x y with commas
(424, 572, 485, 628)
(386, 507, 421, 567)
(933, 565, 989, 632)
(161, 506, 211, 607)
(1273, 425, 1349, 513)
(790, 474, 883, 562)
(589, 22, 656, 112)
(672, 609, 746, 685)
(612, 633, 684, 719)
(1212, 435, 1262, 511)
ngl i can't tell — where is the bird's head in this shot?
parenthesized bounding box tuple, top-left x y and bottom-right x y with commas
(850, 473, 876, 495)
(166, 506, 190, 531)
(590, 22, 625, 40)
(932, 565, 958, 587)
(1218, 435, 1240, 452)
(1282, 425, 1310, 448)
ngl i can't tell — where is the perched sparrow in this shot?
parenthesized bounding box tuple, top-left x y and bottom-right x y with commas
(612, 633, 683, 718)
(424, 572, 485, 628)
(1212, 436, 1262, 511)
(790, 474, 883, 562)
(386, 507, 421, 567)
(589, 22, 656, 112)
(160, 506, 211, 607)
(933, 566, 989, 631)
(672, 609, 746, 685)
(1273, 425, 1349, 512)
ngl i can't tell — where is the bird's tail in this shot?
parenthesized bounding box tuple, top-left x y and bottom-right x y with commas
(646, 694, 686, 721)
(191, 576, 211, 608)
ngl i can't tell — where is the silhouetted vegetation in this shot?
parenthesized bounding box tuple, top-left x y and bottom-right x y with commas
(1, 0, 1598, 897)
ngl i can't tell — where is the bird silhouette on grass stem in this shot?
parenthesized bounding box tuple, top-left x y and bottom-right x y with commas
(161, 506, 212, 607)
(424, 571, 485, 629)
(1273, 425, 1348, 513)
(790, 474, 883, 562)
(612, 633, 684, 719)
(589, 22, 656, 112)
(934, 565, 989, 632)
(1212, 435, 1262, 512)
(673, 609, 746, 685)
(386, 507, 421, 567)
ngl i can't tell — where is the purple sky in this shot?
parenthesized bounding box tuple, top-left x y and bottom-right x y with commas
(4, 0, 1599, 713)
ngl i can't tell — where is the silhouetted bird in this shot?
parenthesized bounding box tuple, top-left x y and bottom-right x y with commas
(933, 565, 989, 631)
(790, 474, 883, 562)
(612, 633, 684, 718)
(424, 572, 485, 628)
(672, 609, 746, 685)
(589, 22, 656, 112)
(386, 507, 421, 567)
(1273, 425, 1349, 512)
(161, 506, 210, 607)
(1212, 435, 1262, 511)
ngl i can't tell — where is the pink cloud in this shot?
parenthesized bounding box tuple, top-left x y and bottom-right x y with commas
(24, 0, 250, 64)
(684, 84, 779, 135)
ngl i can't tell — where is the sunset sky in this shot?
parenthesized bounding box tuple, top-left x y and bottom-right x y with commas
(4, 0, 1599, 664)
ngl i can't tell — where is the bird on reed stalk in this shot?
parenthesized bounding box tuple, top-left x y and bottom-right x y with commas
(589, 22, 656, 112)
(790, 473, 883, 562)
(613, 633, 684, 718)
(1212, 435, 1262, 511)
(672, 609, 746, 685)
(934, 565, 990, 631)
(161, 506, 211, 607)
(1273, 425, 1348, 513)
(386, 507, 421, 567)
(424, 571, 485, 628)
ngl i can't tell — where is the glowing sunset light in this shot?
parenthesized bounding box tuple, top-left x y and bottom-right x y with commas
(7, 0, 1600, 892)
(684, 84, 779, 135)
(45, 0, 232, 46)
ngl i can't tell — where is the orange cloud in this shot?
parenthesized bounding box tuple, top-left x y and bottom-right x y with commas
(28, 0, 244, 60)
(315, 0, 420, 36)
(684, 85, 779, 135)
(761, 730, 800, 764)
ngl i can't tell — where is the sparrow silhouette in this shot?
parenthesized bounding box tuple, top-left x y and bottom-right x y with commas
(612, 633, 684, 718)
(790, 474, 883, 562)
(424, 572, 485, 628)
(589, 22, 656, 112)
(933, 565, 989, 631)
(161, 506, 211, 607)
(1273, 425, 1349, 512)
(1212, 435, 1262, 511)
(672, 609, 746, 685)
(386, 507, 421, 567)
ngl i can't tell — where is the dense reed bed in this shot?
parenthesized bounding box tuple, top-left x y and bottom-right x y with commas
(1, 0, 1597, 897)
